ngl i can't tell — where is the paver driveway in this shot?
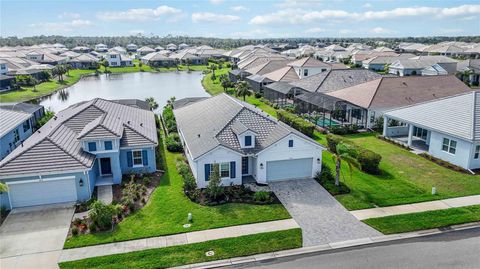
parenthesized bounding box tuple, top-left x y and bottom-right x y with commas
(0, 203, 74, 269)
(270, 179, 381, 246)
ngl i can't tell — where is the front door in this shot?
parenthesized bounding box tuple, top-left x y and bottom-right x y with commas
(100, 158, 112, 175)
(242, 157, 249, 175)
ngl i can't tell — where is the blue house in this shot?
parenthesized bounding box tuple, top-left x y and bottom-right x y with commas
(0, 99, 158, 209)
(0, 103, 44, 160)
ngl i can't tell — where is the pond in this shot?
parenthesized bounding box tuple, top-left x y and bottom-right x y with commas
(35, 71, 210, 112)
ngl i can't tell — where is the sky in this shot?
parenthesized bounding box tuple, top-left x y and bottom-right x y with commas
(1, 0, 479, 38)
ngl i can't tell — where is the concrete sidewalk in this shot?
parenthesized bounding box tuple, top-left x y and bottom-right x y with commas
(351, 195, 480, 220)
(59, 219, 299, 262)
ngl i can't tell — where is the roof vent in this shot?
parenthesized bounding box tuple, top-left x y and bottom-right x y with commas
(54, 116, 57, 120)
(197, 134, 201, 138)
(402, 81, 407, 86)
(140, 123, 143, 127)
(127, 120, 130, 124)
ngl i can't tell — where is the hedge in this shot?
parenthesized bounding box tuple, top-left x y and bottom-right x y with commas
(276, 109, 315, 137)
(326, 134, 382, 175)
(165, 133, 183, 152)
(162, 107, 177, 133)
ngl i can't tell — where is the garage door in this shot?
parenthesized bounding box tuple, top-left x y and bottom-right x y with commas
(8, 177, 77, 208)
(266, 158, 313, 181)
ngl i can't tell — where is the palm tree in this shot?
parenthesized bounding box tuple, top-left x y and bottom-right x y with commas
(166, 96, 176, 108)
(219, 74, 230, 91)
(332, 143, 360, 186)
(145, 97, 159, 111)
(0, 183, 8, 193)
(31, 77, 40, 92)
(235, 81, 251, 101)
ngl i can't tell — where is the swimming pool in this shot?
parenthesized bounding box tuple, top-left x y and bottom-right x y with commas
(316, 118, 340, 127)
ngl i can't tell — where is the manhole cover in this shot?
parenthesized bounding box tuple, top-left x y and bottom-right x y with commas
(183, 224, 191, 228)
(205, 250, 215, 257)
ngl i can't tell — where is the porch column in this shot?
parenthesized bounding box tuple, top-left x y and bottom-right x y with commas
(407, 124, 414, 147)
(382, 116, 388, 136)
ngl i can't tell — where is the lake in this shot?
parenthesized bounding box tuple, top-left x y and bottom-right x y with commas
(35, 71, 210, 112)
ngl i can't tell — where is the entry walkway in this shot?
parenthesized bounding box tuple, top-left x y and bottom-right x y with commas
(351, 195, 480, 220)
(59, 219, 299, 262)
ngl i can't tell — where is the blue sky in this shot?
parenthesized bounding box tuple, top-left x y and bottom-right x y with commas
(1, 0, 479, 38)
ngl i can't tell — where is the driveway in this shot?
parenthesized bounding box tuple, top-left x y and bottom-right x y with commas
(270, 179, 381, 246)
(0, 203, 74, 269)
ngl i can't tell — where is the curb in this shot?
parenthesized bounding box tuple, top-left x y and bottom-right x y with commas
(170, 222, 480, 269)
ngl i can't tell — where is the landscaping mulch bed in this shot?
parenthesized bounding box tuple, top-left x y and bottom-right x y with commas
(112, 171, 164, 210)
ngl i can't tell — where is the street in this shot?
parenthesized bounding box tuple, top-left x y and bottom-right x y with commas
(227, 228, 480, 269)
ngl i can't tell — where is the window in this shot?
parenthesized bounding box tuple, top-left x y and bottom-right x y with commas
(303, 69, 308, 76)
(133, 150, 143, 166)
(13, 129, 20, 143)
(244, 135, 252, 147)
(110, 62, 117, 66)
(475, 145, 480, 159)
(104, 141, 113, 150)
(442, 138, 457, 154)
(288, 139, 294, 147)
(220, 162, 230, 178)
(23, 119, 30, 132)
(110, 55, 117, 58)
(88, 142, 97, 151)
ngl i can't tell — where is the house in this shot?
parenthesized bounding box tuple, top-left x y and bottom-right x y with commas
(173, 94, 324, 188)
(389, 56, 458, 76)
(383, 90, 479, 171)
(166, 43, 177, 52)
(141, 52, 175, 67)
(362, 54, 415, 71)
(457, 59, 480, 86)
(178, 43, 189, 50)
(109, 46, 127, 55)
(126, 43, 138, 52)
(169, 51, 205, 65)
(72, 46, 92, 53)
(288, 56, 332, 79)
(0, 98, 157, 209)
(0, 103, 44, 160)
(106, 51, 133, 67)
(95, 43, 108, 52)
(154, 46, 165, 51)
(137, 46, 156, 56)
(69, 54, 100, 69)
(25, 51, 67, 65)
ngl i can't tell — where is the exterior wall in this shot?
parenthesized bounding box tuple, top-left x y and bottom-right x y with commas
(107, 54, 121, 67)
(195, 147, 243, 189)
(0, 116, 35, 160)
(119, 146, 157, 174)
(428, 131, 472, 169)
(365, 63, 385, 71)
(293, 66, 330, 79)
(469, 143, 480, 169)
(438, 62, 457, 74)
(255, 135, 323, 184)
(0, 171, 92, 210)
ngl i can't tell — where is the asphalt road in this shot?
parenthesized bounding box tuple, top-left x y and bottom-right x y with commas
(227, 228, 480, 269)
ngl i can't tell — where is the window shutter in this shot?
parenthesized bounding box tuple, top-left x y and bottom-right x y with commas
(205, 164, 211, 181)
(230, 161, 236, 178)
(127, 151, 133, 167)
(142, 150, 148, 166)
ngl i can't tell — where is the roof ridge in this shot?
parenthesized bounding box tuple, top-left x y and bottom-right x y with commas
(366, 78, 384, 108)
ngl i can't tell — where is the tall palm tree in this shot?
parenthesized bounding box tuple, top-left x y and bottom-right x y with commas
(166, 96, 176, 108)
(332, 143, 360, 186)
(219, 74, 230, 91)
(235, 81, 251, 101)
(145, 97, 159, 111)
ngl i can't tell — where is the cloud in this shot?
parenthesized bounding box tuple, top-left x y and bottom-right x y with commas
(210, 0, 224, 4)
(192, 12, 240, 23)
(29, 20, 92, 33)
(362, 3, 372, 8)
(304, 27, 326, 34)
(276, 0, 324, 9)
(230, 29, 269, 38)
(371, 27, 393, 34)
(231, 5, 248, 12)
(250, 4, 480, 25)
(97, 5, 182, 22)
(58, 12, 80, 19)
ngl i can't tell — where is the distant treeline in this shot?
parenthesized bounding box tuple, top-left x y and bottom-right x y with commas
(1, 35, 479, 49)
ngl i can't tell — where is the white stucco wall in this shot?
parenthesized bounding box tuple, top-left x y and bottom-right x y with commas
(195, 147, 243, 188)
(255, 134, 323, 184)
(428, 131, 472, 169)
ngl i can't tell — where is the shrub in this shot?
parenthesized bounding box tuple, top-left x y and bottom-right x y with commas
(88, 200, 122, 231)
(205, 164, 224, 201)
(315, 164, 350, 195)
(330, 124, 359, 135)
(88, 222, 97, 232)
(314, 164, 335, 183)
(254, 92, 262, 98)
(166, 133, 183, 152)
(253, 191, 270, 202)
(276, 109, 315, 137)
(357, 149, 382, 174)
(72, 218, 82, 226)
(326, 134, 344, 153)
(36, 109, 55, 129)
(71, 226, 79, 236)
(162, 107, 177, 133)
(183, 173, 197, 193)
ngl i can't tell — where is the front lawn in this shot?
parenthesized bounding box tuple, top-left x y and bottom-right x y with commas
(64, 134, 290, 248)
(0, 69, 95, 103)
(363, 205, 480, 234)
(59, 228, 302, 269)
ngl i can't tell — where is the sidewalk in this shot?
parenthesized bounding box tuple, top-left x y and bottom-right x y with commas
(59, 219, 299, 262)
(351, 195, 480, 220)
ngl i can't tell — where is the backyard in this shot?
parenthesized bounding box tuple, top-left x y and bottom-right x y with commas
(102, 59, 210, 73)
(64, 130, 290, 249)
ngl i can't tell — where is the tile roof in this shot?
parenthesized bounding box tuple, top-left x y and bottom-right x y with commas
(0, 109, 31, 138)
(0, 99, 157, 177)
(263, 66, 299, 82)
(174, 94, 322, 159)
(288, 56, 331, 68)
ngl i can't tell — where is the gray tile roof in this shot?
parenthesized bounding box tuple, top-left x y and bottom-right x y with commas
(0, 99, 157, 177)
(0, 102, 43, 115)
(0, 109, 31, 138)
(386, 91, 479, 141)
(174, 94, 322, 159)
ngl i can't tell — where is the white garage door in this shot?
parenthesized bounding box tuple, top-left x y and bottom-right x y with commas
(266, 158, 313, 181)
(8, 177, 77, 208)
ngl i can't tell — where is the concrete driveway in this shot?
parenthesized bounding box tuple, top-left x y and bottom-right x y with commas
(0, 203, 74, 269)
(270, 179, 381, 246)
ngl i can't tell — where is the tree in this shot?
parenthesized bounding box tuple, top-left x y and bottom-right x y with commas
(165, 96, 176, 108)
(0, 183, 8, 193)
(145, 97, 159, 111)
(219, 74, 231, 91)
(210, 64, 218, 81)
(52, 65, 67, 82)
(31, 77, 39, 92)
(235, 81, 251, 101)
(331, 143, 360, 186)
(205, 164, 224, 201)
(36, 109, 55, 129)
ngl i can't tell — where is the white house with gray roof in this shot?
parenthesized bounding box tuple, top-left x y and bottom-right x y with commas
(0, 98, 157, 209)
(383, 91, 480, 171)
(173, 94, 324, 188)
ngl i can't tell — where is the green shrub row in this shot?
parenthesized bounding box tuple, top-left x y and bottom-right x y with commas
(176, 157, 197, 194)
(326, 134, 382, 174)
(162, 106, 177, 133)
(276, 109, 315, 137)
(314, 164, 350, 195)
(329, 124, 359, 135)
(166, 133, 183, 152)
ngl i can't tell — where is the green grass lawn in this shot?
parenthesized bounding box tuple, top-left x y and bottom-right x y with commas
(0, 69, 95, 103)
(104, 60, 210, 73)
(64, 133, 290, 249)
(363, 205, 480, 234)
(202, 67, 231, 95)
(59, 228, 302, 269)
